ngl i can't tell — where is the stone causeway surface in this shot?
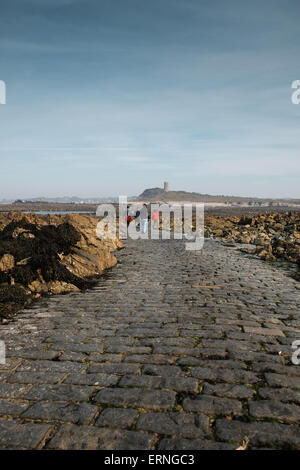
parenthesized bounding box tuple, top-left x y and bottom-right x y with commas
(0, 236, 300, 450)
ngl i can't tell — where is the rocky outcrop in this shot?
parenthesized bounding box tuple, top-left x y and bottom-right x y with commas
(204, 212, 300, 271)
(0, 212, 122, 319)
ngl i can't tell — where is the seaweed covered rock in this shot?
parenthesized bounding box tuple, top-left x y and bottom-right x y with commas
(0, 212, 122, 319)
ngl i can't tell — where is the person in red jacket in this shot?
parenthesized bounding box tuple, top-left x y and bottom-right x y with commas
(127, 214, 133, 227)
(126, 206, 133, 227)
(152, 210, 159, 229)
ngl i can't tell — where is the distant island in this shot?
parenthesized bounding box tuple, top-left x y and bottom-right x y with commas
(135, 182, 300, 207)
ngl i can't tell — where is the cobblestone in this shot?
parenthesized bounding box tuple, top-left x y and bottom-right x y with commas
(201, 382, 255, 399)
(119, 374, 199, 392)
(183, 394, 243, 416)
(0, 400, 29, 416)
(49, 424, 155, 450)
(22, 401, 98, 424)
(136, 412, 210, 439)
(190, 367, 259, 384)
(258, 387, 300, 404)
(249, 400, 300, 424)
(0, 236, 300, 449)
(23, 384, 95, 402)
(95, 387, 176, 410)
(96, 408, 138, 429)
(215, 419, 300, 449)
(0, 419, 52, 449)
(265, 373, 300, 389)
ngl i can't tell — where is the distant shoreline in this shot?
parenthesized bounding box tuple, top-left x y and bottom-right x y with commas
(0, 202, 300, 217)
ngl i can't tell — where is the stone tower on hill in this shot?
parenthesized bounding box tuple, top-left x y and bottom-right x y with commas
(164, 181, 169, 192)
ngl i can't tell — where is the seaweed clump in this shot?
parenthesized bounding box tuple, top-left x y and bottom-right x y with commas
(0, 218, 93, 319)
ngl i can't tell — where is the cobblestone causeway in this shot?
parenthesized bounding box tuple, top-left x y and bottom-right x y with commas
(0, 236, 300, 449)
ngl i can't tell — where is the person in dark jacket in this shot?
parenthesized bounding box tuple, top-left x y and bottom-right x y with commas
(139, 204, 148, 234)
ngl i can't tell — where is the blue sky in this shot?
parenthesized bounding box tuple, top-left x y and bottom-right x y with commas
(0, 0, 299, 199)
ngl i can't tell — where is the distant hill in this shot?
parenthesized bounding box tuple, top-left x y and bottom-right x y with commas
(137, 187, 300, 206)
(139, 188, 165, 199)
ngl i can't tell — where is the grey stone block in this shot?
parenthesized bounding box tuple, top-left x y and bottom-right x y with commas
(95, 387, 176, 410)
(22, 401, 98, 424)
(47, 424, 154, 450)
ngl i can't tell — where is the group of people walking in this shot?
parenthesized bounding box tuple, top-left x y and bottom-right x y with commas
(126, 204, 159, 233)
